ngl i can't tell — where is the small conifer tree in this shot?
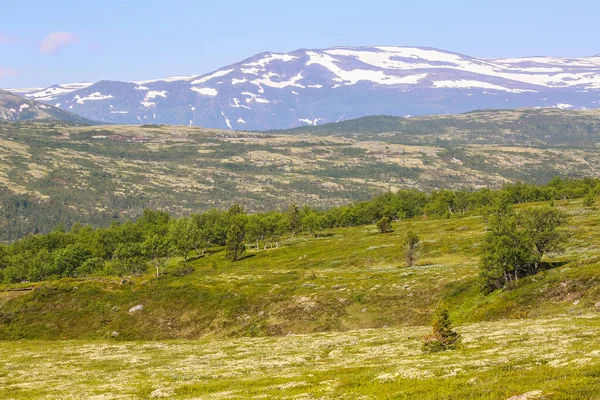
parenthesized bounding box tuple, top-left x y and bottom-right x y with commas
(422, 304, 461, 352)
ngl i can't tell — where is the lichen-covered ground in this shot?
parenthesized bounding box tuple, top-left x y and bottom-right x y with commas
(2, 315, 600, 399)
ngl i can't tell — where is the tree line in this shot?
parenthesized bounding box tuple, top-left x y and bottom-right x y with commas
(0, 177, 597, 284)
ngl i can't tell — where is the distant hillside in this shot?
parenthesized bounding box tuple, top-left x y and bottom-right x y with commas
(0, 90, 92, 123)
(270, 108, 600, 148)
(1, 108, 600, 240)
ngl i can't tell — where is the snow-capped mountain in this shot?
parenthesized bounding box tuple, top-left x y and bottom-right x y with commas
(8, 46, 600, 130)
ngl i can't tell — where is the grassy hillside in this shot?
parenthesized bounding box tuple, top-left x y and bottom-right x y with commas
(2, 108, 600, 240)
(1, 197, 600, 398)
(0, 90, 92, 124)
(1, 197, 598, 341)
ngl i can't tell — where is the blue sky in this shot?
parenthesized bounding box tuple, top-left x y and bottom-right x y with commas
(1, 0, 599, 88)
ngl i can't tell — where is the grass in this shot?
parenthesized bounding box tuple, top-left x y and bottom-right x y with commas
(0, 198, 599, 398)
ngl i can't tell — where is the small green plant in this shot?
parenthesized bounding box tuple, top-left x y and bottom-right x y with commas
(376, 217, 392, 233)
(422, 303, 461, 352)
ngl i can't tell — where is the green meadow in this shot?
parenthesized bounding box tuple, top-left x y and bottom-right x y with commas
(1, 198, 600, 398)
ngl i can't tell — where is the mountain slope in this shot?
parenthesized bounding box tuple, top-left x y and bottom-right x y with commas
(8, 46, 600, 130)
(0, 89, 91, 123)
(2, 108, 600, 240)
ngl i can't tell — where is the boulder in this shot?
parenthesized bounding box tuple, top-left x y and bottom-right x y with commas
(507, 390, 544, 400)
(129, 304, 144, 313)
(149, 388, 174, 398)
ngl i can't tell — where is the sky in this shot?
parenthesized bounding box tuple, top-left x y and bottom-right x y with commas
(1, 0, 599, 88)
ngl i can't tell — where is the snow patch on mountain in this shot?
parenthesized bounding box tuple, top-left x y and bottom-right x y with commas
(191, 69, 234, 85)
(299, 118, 323, 125)
(221, 111, 232, 129)
(191, 87, 218, 96)
(74, 92, 113, 104)
(27, 82, 93, 101)
(147, 90, 167, 99)
(242, 92, 270, 104)
(554, 103, 574, 109)
(244, 53, 298, 68)
(251, 72, 306, 90)
(306, 51, 428, 86)
(432, 80, 536, 93)
(134, 75, 196, 85)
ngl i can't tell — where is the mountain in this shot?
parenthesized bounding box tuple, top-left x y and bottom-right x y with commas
(0, 89, 92, 123)
(7, 46, 600, 130)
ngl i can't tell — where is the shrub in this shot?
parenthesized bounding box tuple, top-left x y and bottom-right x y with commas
(583, 193, 596, 207)
(171, 263, 195, 277)
(376, 217, 392, 233)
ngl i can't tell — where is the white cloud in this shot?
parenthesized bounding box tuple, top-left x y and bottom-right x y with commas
(0, 35, 17, 43)
(40, 32, 78, 54)
(0, 68, 18, 78)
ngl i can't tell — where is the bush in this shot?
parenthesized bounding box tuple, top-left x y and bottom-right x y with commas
(583, 193, 596, 207)
(376, 217, 392, 233)
(171, 263, 195, 277)
(103, 257, 148, 276)
(75, 257, 104, 277)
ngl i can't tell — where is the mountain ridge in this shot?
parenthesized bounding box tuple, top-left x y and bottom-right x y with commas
(0, 89, 92, 123)
(6, 45, 600, 130)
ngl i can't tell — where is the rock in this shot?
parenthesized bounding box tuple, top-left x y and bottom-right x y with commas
(361, 308, 368, 313)
(507, 390, 544, 400)
(129, 304, 144, 313)
(595, 302, 600, 308)
(111, 331, 119, 337)
(149, 388, 174, 398)
(573, 299, 580, 305)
